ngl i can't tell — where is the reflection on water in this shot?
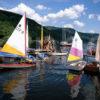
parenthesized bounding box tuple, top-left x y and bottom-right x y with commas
(66, 70, 100, 100)
(81, 75, 100, 100)
(66, 70, 82, 98)
(0, 69, 32, 100)
(81, 74, 96, 100)
(37, 61, 45, 81)
(0, 56, 100, 100)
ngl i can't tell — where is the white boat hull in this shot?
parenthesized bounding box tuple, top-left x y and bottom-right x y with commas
(49, 52, 68, 56)
(66, 61, 87, 71)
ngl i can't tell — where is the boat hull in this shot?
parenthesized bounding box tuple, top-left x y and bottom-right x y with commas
(0, 63, 36, 69)
(67, 61, 87, 71)
(84, 62, 100, 75)
(49, 52, 68, 56)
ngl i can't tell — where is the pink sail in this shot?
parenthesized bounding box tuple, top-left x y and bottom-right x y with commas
(68, 31, 83, 61)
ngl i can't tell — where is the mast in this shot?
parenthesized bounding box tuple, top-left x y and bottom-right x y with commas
(24, 12, 27, 56)
(41, 26, 43, 49)
(26, 21, 29, 49)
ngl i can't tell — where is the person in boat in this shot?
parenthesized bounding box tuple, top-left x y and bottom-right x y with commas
(87, 48, 95, 56)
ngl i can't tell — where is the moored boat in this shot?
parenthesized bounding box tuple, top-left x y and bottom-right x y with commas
(0, 63, 35, 69)
(60, 41, 72, 47)
(84, 34, 100, 74)
(66, 31, 86, 71)
(0, 13, 36, 68)
(48, 52, 68, 56)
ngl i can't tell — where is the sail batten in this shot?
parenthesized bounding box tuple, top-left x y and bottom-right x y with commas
(67, 31, 83, 62)
(1, 14, 27, 57)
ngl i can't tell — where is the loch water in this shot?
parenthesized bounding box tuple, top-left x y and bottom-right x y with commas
(0, 56, 100, 100)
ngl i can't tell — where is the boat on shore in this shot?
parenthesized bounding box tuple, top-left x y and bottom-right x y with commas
(0, 13, 36, 69)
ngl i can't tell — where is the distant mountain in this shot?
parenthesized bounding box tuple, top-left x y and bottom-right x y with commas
(46, 26, 99, 44)
(0, 10, 99, 48)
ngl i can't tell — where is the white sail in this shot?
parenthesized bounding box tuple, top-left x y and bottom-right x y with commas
(67, 31, 83, 62)
(2, 14, 26, 57)
(95, 34, 100, 62)
(67, 31, 86, 71)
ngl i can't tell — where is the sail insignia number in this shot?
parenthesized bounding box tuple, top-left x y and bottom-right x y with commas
(16, 24, 24, 34)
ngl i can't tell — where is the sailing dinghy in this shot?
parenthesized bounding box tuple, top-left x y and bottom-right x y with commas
(84, 34, 100, 73)
(66, 31, 86, 71)
(0, 14, 35, 68)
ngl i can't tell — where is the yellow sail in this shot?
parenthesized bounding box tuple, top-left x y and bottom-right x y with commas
(67, 32, 83, 62)
(41, 26, 43, 49)
(1, 14, 26, 57)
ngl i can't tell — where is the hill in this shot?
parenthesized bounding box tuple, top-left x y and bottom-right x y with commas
(0, 10, 99, 48)
(0, 10, 50, 48)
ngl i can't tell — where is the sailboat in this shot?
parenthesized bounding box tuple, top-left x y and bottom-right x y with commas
(84, 34, 100, 73)
(95, 34, 100, 62)
(48, 34, 68, 56)
(66, 31, 86, 71)
(34, 26, 49, 61)
(0, 13, 35, 68)
(35, 26, 46, 53)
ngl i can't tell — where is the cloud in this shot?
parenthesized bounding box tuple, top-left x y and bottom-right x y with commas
(63, 24, 74, 28)
(97, 15, 100, 21)
(0, 3, 48, 24)
(35, 4, 48, 10)
(89, 30, 95, 33)
(8, 3, 48, 24)
(9, 3, 35, 15)
(63, 20, 84, 30)
(0, 3, 85, 26)
(0, 7, 4, 10)
(93, 0, 100, 3)
(88, 14, 100, 21)
(46, 4, 85, 20)
(88, 14, 95, 19)
(73, 20, 85, 27)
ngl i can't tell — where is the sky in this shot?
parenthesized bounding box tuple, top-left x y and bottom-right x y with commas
(0, 0, 100, 33)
